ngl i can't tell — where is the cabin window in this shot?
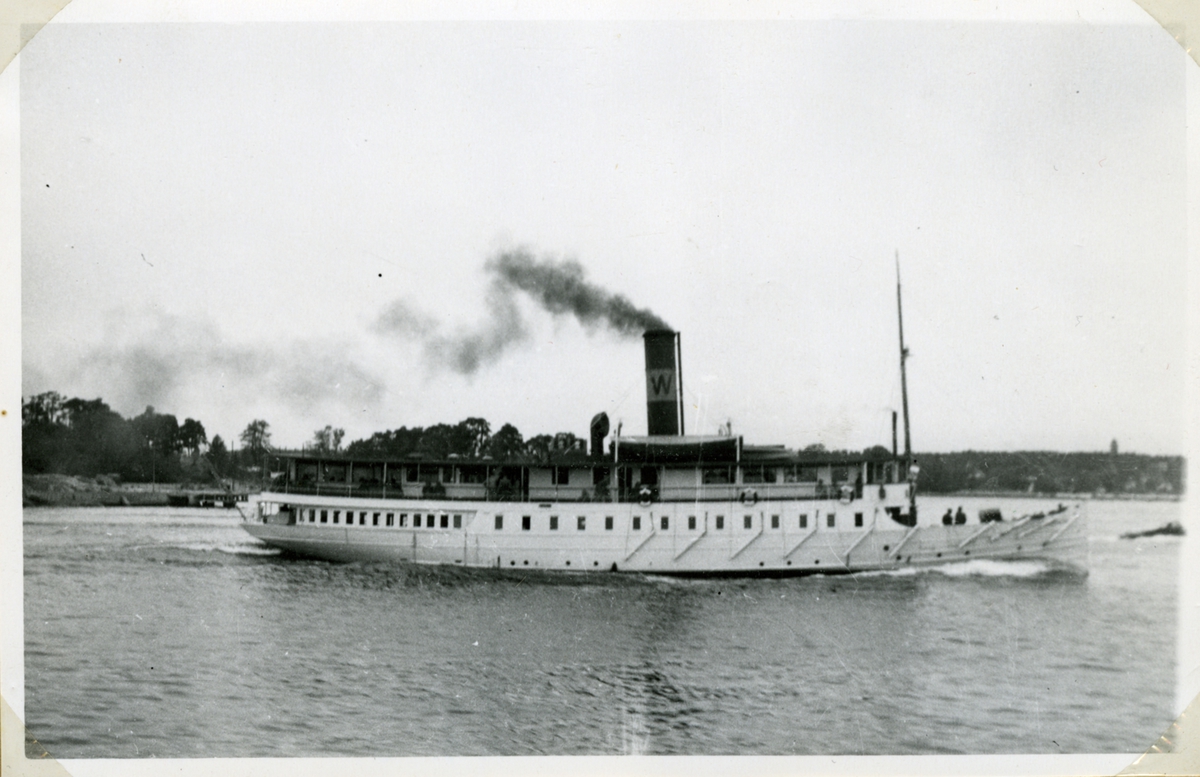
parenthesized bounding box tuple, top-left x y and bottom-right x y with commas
(687, 515, 696, 530)
(661, 516, 669, 531)
(716, 515, 725, 530)
(605, 516, 614, 530)
(827, 513, 836, 528)
(320, 510, 328, 523)
(742, 466, 778, 484)
(703, 467, 732, 484)
(854, 512, 863, 527)
(459, 465, 487, 484)
(771, 515, 780, 529)
(552, 467, 570, 486)
(550, 515, 558, 530)
(799, 514, 808, 529)
(495, 514, 504, 530)
(522, 515, 531, 531)
(744, 515, 752, 529)
(386, 513, 395, 527)
(427, 515, 436, 528)
(333, 511, 340, 524)
(593, 467, 610, 485)
(632, 516, 641, 531)
(784, 465, 819, 483)
(308, 510, 316, 523)
(397, 513, 405, 527)
(360, 512, 367, 525)
(440, 514, 449, 529)
(577, 516, 586, 531)
(412, 512, 421, 527)
(453, 514, 462, 529)
(405, 465, 419, 483)
(372, 512, 380, 526)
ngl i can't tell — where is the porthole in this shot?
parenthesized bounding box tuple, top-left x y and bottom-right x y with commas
(523, 560, 528, 565)
(510, 560, 515, 566)
(883, 545, 890, 551)
(787, 560, 792, 566)
(759, 561, 764, 567)
(593, 561, 598, 567)
(936, 552, 942, 558)
(566, 560, 571, 566)
(814, 559, 821, 565)
(964, 550, 970, 555)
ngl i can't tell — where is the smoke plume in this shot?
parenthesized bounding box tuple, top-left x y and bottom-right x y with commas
(375, 248, 670, 374)
(54, 310, 384, 416)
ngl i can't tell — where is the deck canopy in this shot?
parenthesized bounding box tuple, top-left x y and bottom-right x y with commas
(614, 435, 740, 465)
(742, 445, 897, 466)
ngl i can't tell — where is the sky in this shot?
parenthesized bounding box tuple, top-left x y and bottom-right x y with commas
(16, 2, 1191, 455)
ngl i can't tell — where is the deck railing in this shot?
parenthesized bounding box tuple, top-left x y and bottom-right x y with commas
(266, 479, 882, 504)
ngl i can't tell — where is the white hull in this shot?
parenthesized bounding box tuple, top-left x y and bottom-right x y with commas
(242, 492, 1088, 576)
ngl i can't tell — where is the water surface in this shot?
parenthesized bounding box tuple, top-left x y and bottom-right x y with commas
(23, 497, 1179, 756)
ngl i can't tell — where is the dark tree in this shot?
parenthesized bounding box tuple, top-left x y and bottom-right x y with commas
(22, 392, 70, 473)
(178, 418, 208, 457)
(417, 424, 455, 459)
(552, 431, 582, 453)
(524, 434, 553, 463)
(22, 391, 67, 427)
(485, 423, 524, 461)
(311, 425, 345, 453)
(346, 426, 425, 458)
(64, 398, 139, 477)
(208, 435, 229, 477)
(455, 417, 492, 458)
(239, 420, 272, 458)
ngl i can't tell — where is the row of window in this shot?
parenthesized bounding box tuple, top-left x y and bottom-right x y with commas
(492, 512, 867, 531)
(301, 508, 867, 531)
(304, 508, 463, 528)
(298, 463, 891, 488)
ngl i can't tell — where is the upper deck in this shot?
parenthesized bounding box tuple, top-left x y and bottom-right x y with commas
(264, 436, 912, 504)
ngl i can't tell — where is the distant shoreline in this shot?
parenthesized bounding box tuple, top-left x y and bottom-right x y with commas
(927, 490, 1181, 502)
(22, 474, 256, 508)
(22, 473, 1181, 508)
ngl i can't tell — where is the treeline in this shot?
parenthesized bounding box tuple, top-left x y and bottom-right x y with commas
(342, 418, 586, 463)
(22, 391, 1187, 495)
(21, 391, 270, 483)
(915, 451, 1184, 496)
(20, 392, 589, 484)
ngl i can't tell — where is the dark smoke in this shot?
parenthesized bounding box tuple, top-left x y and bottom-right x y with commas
(375, 248, 670, 375)
(487, 250, 669, 334)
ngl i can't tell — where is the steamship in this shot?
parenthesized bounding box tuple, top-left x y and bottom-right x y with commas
(243, 306, 1088, 576)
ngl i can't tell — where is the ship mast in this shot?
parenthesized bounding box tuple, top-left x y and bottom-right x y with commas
(895, 250, 918, 519)
(895, 250, 912, 464)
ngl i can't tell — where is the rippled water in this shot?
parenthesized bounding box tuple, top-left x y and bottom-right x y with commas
(23, 497, 1179, 757)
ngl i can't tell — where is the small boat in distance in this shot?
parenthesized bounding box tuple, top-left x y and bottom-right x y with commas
(1120, 521, 1184, 540)
(242, 261, 1087, 576)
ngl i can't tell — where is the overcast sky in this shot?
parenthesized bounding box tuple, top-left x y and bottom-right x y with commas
(17, 2, 1190, 455)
